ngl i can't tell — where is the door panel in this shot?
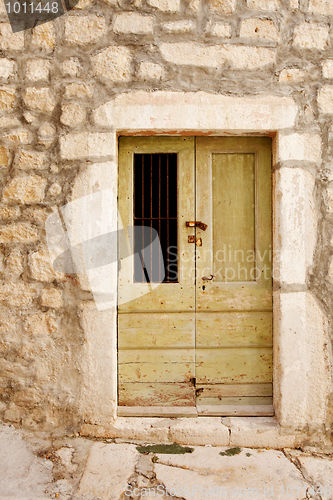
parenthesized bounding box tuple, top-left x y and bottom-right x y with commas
(118, 137, 196, 414)
(195, 137, 273, 415)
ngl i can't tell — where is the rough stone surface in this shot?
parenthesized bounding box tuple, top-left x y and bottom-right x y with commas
(23, 87, 56, 113)
(77, 442, 139, 499)
(160, 43, 276, 68)
(31, 23, 55, 51)
(2, 175, 47, 204)
(0, 86, 15, 110)
(24, 312, 57, 335)
(208, 22, 232, 37)
(65, 14, 106, 44)
(60, 132, 114, 159)
(240, 18, 280, 41)
(163, 20, 195, 33)
(93, 46, 132, 81)
(0, 424, 53, 497)
(293, 23, 329, 50)
(318, 85, 333, 114)
(247, 0, 281, 9)
(322, 60, 333, 79)
(147, 0, 180, 11)
(0, 24, 24, 50)
(308, 0, 333, 15)
(208, 0, 236, 14)
(137, 61, 164, 80)
(155, 447, 308, 500)
(0, 283, 37, 307)
(278, 133, 322, 162)
(279, 68, 306, 82)
(113, 13, 154, 34)
(297, 456, 333, 500)
(64, 82, 93, 98)
(41, 287, 63, 308)
(0, 223, 38, 243)
(28, 246, 63, 282)
(15, 149, 47, 170)
(26, 59, 51, 81)
(0, 58, 16, 80)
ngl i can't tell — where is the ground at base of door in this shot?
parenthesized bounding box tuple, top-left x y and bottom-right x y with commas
(1, 423, 333, 500)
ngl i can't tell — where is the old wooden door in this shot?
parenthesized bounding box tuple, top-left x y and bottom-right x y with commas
(117, 136, 273, 417)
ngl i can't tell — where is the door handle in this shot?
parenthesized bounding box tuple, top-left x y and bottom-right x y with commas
(186, 221, 208, 231)
(202, 274, 215, 281)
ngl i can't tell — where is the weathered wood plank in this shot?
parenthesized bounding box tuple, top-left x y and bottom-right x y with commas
(118, 312, 195, 348)
(119, 349, 195, 383)
(196, 283, 272, 311)
(197, 405, 274, 416)
(197, 396, 273, 406)
(196, 311, 272, 347)
(118, 382, 195, 406)
(196, 347, 272, 384)
(195, 383, 272, 397)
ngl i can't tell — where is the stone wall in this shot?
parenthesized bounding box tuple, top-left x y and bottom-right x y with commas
(0, 0, 333, 440)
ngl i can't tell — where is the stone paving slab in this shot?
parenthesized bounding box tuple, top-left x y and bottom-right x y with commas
(77, 442, 140, 500)
(296, 456, 333, 500)
(155, 447, 310, 500)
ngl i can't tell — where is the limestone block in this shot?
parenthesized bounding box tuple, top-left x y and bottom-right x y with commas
(147, 0, 180, 11)
(23, 206, 48, 223)
(23, 87, 55, 113)
(274, 167, 316, 284)
(4, 403, 21, 423)
(29, 246, 62, 282)
(78, 302, 116, 423)
(77, 443, 139, 499)
(0, 222, 38, 243)
(318, 85, 333, 113)
(0, 309, 20, 334)
(64, 82, 93, 98)
(92, 46, 132, 81)
(278, 133, 322, 162)
(24, 312, 57, 335)
(26, 59, 51, 81)
(2, 129, 31, 144)
(169, 417, 229, 446)
(163, 20, 195, 33)
(188, 0, 200, 12)
(160, 43, 276, 68)
(0, 116, 20, 128)
(41, 288, 63, 308)
(308, 0, 333, 15)
(247, 0, 281, 9)
(0, 283, 37, 306)
(65, 15, 106, 44)
(113, 13, 153, 34)
(0, 86, 15, 110)
(61, 58, 81, 76)
(290, 0, 298, 9)
(240, 18, 280, 41)
(137, 61, 164, 80)
(15, 150, 47, 170)
(0, 58, 16, 80)
(2, 175, 47, 204)
(31, 23, 55, 51)
(275, 292, 331, 428)
(0, 24, 24, 50)
(4, 248, 24, 279)
(0, 145, 10, 167)
(209, 23, 231, 37)
(279, 68, 306, 82)
(225, 417, 297, 448)
(329, 258, 333, 281)
(208, 0, 236, 13)
(38, 122, 55, 138)
(293, 22, 329, 50)
(322, 59, 333, 78)
(94, 91, 298, 131)
(61, 102, 86, 126)
(60, 132, 114, 159)
(0, 205, 20, 219)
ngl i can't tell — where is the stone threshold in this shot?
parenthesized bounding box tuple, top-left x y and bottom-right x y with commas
(79, 416, 328, 449)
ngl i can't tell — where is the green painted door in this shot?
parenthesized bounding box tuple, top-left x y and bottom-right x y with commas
(117, 136, 273, 417)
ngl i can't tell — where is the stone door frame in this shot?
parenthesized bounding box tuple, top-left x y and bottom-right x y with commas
(63, 91, 331, 445)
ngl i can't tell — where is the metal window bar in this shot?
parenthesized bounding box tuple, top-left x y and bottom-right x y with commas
(133, 153, 178, 283)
